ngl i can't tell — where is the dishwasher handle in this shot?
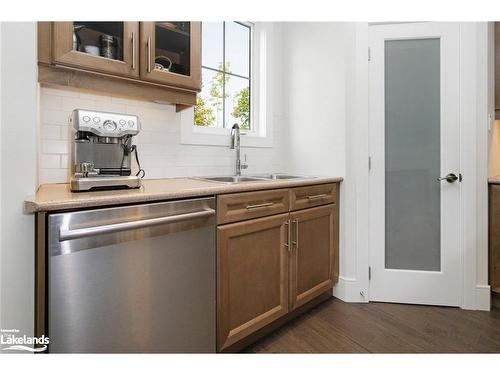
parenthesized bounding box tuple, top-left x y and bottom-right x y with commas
(59, 208, 215, 242)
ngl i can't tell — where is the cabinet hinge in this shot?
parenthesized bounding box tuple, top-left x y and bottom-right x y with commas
(368, 156, 372, 171)
(369, 266, 372, 281)
(368, 47, 371, 62)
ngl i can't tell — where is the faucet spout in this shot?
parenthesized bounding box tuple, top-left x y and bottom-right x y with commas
(230, 124, 247, 176)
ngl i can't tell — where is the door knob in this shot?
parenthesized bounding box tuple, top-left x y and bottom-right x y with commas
(437, 173, 459, 183)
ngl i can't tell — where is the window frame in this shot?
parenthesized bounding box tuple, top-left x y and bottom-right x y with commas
(181, 22, 274, 148)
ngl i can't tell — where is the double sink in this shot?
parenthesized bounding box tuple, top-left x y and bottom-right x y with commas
(198, 173, 312, 184)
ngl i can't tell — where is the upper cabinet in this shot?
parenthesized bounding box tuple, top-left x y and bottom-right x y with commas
(53, 22, 140, 78)
(38, 22, 201, 109)
(140, 22, 201, 90)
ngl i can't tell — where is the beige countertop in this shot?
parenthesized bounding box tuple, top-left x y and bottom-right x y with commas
(489, 176, 500, 185)
(24, 176, 343, 213)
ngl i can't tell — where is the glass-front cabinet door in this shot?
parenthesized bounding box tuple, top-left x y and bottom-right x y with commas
(53, 22, 139, 78)
(140, 22, 201, 91)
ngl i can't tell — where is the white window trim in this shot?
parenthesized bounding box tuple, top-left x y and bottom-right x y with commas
(181, 22, 274, 148)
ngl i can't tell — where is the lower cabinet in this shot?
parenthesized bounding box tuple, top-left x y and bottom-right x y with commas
(216, 184, 340, 352)
(217, 214, 290, 351)
(489, 185, 500, 296)
(289, 204, 338, 310)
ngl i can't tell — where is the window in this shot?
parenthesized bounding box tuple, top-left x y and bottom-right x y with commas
(195, 22, 252, 130)
(182, 22, 272, 148)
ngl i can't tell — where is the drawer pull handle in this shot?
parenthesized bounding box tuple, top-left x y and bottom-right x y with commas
(246, 202, 274, 210)
(131, 31, 136, 70)
(292, 219, 299, 249)
(147, 35, 152, 73)
(307, 194, 328, 200)
(284, 219, 291, 251)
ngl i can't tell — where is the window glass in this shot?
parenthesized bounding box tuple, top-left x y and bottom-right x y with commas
(195, 22, 251, 130)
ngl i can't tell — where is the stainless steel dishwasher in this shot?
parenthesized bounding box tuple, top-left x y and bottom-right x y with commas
(47, 197, 216, 353)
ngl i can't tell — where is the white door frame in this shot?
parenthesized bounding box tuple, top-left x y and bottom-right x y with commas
(336, 22, 491, 310)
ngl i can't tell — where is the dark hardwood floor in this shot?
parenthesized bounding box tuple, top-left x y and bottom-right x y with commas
(245, 297, 500, 353)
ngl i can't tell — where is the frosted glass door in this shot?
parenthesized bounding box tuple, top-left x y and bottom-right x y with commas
(369, 23, 461, 307)
(384, 39, 441, 271)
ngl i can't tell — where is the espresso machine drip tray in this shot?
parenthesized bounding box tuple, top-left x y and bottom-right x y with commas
(71, 176, 141, 191)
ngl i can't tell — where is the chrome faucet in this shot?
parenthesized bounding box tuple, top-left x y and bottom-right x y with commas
(230, 124, 248, 176)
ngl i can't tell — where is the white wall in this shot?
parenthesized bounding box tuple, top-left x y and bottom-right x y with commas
(280, 22, 355, 301)
(0, 23, 38, 342)
(281, 22, 348, 177)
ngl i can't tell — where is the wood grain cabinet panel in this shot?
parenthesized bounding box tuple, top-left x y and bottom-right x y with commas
(290, 183, 337, 211)
(217, 214, 290, 351)
(289, 204, 338, 310)
(489, 185, 500, 294)
(217, 189, 289, 225)
(52, 22, 140, 78)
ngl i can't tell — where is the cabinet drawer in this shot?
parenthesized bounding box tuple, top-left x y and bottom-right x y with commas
(290, 183, 337, 211)
(217, 189, 289, 224)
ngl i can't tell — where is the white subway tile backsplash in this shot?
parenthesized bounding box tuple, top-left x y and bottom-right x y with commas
(38, 87, 285, 185)
(42, 109, 70, 125)
(41, 125, 62, 140)
(60, 155, 68, 169)
(40, 154, 61, 169)
(42, 140, 69, 154)
(40, 94, 63, 110)
(39, 169, 68, 184)
(61, 97, 96, 111)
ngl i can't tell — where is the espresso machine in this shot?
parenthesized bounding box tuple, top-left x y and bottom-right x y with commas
(69, 109, 144, 191)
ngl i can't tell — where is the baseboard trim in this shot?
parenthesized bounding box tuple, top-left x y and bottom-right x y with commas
(474, 284, 491, 311)
(332, 276, 368, 303)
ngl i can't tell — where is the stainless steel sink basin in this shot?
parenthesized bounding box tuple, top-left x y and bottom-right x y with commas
(196, 173, 314, 184)
(199, 176, 267, 183)
(249, 173, 312, 180)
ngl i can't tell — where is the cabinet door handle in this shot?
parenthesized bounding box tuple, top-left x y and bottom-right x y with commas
(245, 202, 274, 210)
(307, 193, 328, 201)
(147, 35, 152, 73)
(131, 32, 136, 70)
(292, 219, 299, 249)
(284, 219, 291, 251)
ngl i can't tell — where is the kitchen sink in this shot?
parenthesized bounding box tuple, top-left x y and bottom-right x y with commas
(197, 173, 313, 184)
(249, 173, 312, 180)
(199, 176, 268, 183)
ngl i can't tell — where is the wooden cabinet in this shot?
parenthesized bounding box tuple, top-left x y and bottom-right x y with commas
(489, 185, 500, 296)
(216, 183, 340, 351)
(140, 22, 201, 91)
(290, 183, 337, 211)
(217, 214, 290, 351)
(289, 204, 338, 310)
(217, 188, 289, 224)
(52, 22, 139, 78)
(37, 21, 201, 109)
